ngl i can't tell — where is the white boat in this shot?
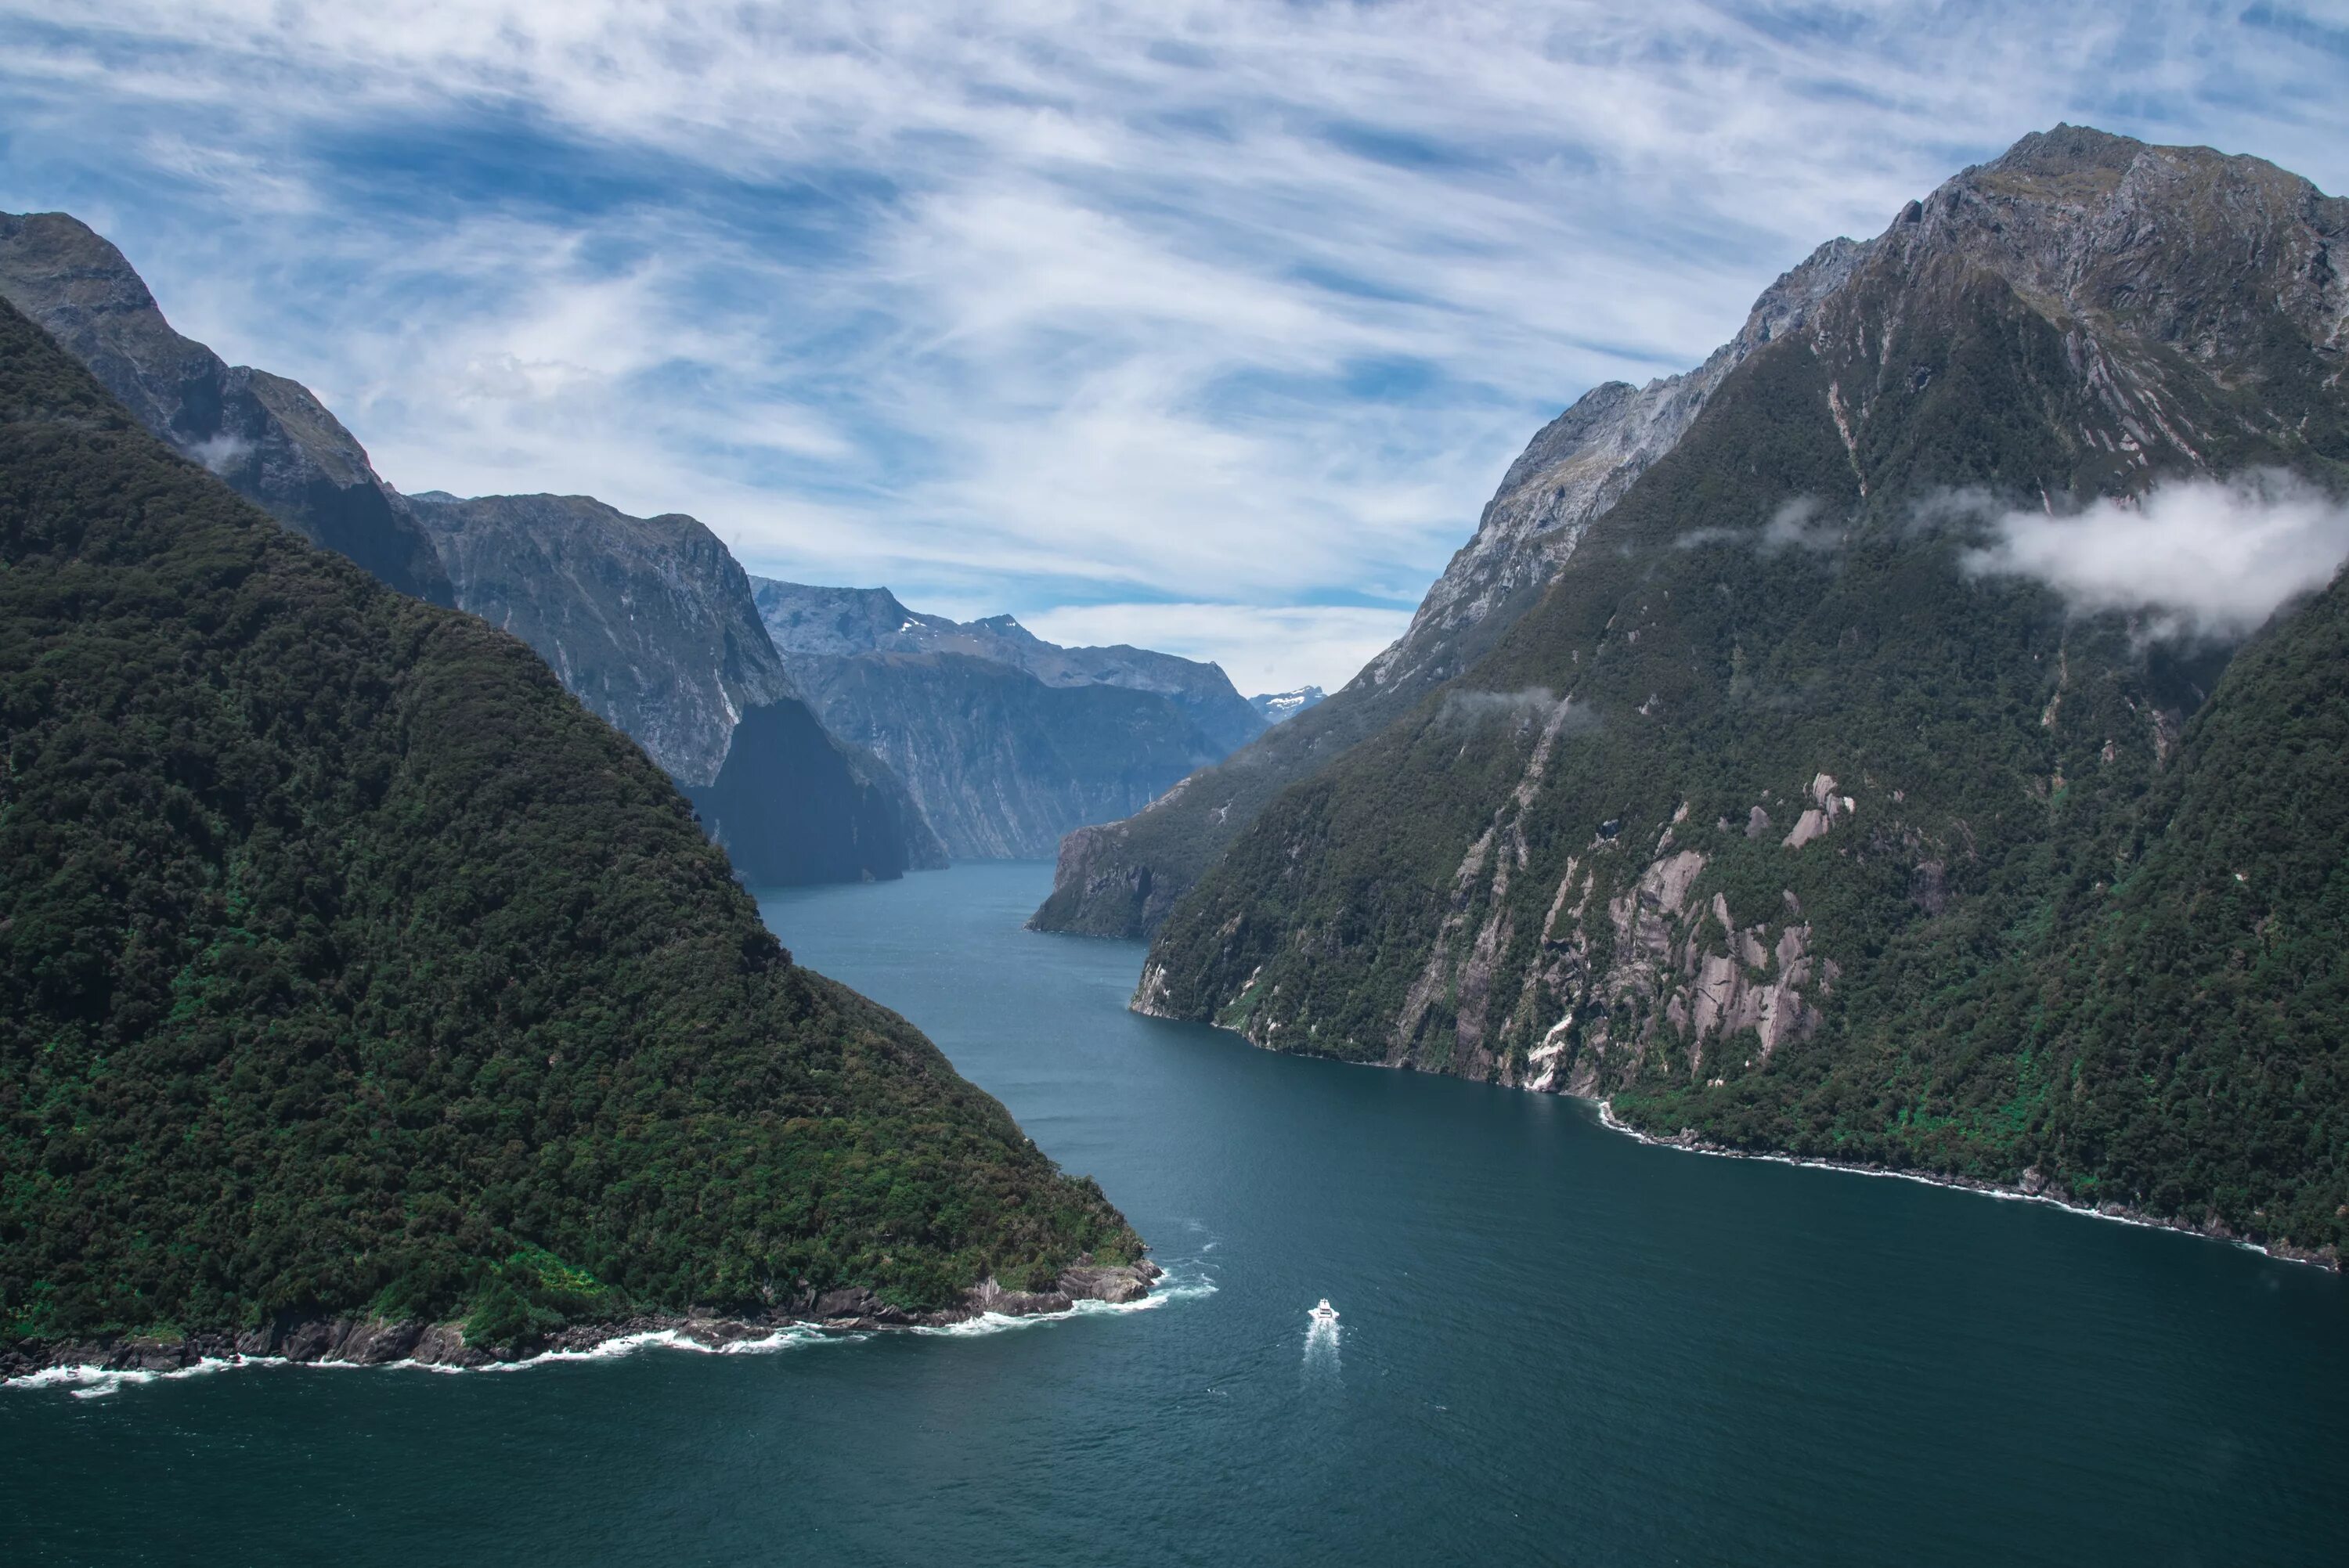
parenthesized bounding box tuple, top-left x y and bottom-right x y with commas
(1308, 1298, 1339, 1323)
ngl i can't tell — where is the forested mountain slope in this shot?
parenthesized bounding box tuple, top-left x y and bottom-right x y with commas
(1029, 233, 1867, 937)
(1133, 127, 2349, 1260)
(411, 493, 942, 883)
(0, 297, 1138, 1364)
(0, 211, 455, 607)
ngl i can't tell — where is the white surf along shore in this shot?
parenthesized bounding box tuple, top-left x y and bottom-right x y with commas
(1589, 1098, 2340, 1272)
(6, 1262, 1215, 1400)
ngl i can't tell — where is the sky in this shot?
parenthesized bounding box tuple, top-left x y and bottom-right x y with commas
(2, 3, 2344, 694)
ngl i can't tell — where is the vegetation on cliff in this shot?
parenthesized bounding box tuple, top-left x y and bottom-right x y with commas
(0, 297, 1136, 1350)
(1134, 128, 2349, 1257)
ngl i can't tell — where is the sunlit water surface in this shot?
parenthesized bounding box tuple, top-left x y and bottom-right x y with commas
(5, 863, 2341, 1565)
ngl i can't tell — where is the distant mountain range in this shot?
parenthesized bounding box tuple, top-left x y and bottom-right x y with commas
(754, 581, 1264, 860)
(406, 492, 942, 883)
(1251, 687, 1324, 723)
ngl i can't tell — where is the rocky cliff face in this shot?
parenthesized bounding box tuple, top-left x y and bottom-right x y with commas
(1359, 235, 1872, 699)
(1131, 126, 2349, 1258)
(0, 211, 455, 606)
(410, 492, 796, 787)
(784, 650, 1227, 860)
(413, 494, 941, 881)
(756, 579, 1251, 859)
(754, 580, 1266, 753)
(1028, 231, 1867, 939)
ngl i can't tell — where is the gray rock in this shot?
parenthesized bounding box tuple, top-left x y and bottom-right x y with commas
(408, 492, 796, 788)
(757, 581, 1254, 861)
(755, 582, 1266, 755)
(0, 211, 455, 606)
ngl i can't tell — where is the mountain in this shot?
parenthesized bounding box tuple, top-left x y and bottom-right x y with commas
(0, 211, 455, 607)
(1252, 687, 1325, 722)
(754, 579, 1252, 860)
(406, 492, 793, 785)
(684, 700, 948, 883)
(0, 294, 1143, 1367)
(403, 493, 942, 885)
(1128, 127, 2349, 1261)
(752, 581, 1266, 753)
(1029, 234, 1868, 939)
(791, 651, 1231, 860)
(0, 212, 939, 889)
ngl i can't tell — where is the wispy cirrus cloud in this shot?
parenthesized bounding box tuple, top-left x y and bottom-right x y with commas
(2, 2, 2344, 689)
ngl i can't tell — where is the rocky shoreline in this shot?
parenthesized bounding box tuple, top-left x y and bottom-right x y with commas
(1593, 1099, 2342, 1272)
(1, 1260, 1163, 1387)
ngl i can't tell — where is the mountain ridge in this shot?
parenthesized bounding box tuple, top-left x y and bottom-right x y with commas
(1126, 124, 2349, 1260)
(756, 579, 1257, 860)
(1029, 231, 1871, 938)
(0, 211, 456, 607)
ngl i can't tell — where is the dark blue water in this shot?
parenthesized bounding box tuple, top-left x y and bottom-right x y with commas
(5, 862, 2343, 1566)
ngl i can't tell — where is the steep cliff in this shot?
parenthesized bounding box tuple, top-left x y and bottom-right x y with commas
(1030, 235, 1869, 936)
(413, 494, 942, 883)
(0, 211, 454, 606)
(786, 651, 1227, 860)
(0, 294, 1139, 1359)
(408, 492, 793, 787)
(1135, 127, 2349, 1257)
(756, 579, 1247, 859)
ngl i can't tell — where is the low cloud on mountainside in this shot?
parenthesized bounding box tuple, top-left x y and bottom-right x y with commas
(1964, 471, 2349, 640)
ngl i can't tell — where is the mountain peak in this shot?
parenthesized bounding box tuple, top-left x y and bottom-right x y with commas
(0, 210, 456, 606)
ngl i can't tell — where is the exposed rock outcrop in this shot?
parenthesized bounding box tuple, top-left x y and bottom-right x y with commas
(410, 492, 796, 787)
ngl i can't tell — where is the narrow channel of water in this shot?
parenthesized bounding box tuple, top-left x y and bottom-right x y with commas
(5, 862, 2341, 1566)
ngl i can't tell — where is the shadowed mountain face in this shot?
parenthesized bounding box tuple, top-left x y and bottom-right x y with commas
(410, 493, 943, 883)
(1030, 231, 1872, 938)
(0, 294, 1136, 1354)
(0, 211, 455, 607)
(1131, 126, 2349, 1259)
(753, 580, 1251, 860)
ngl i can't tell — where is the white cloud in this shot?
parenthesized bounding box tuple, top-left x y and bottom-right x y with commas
(1964, 471, 2349, 639)
(2, 2, 2344, 694)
